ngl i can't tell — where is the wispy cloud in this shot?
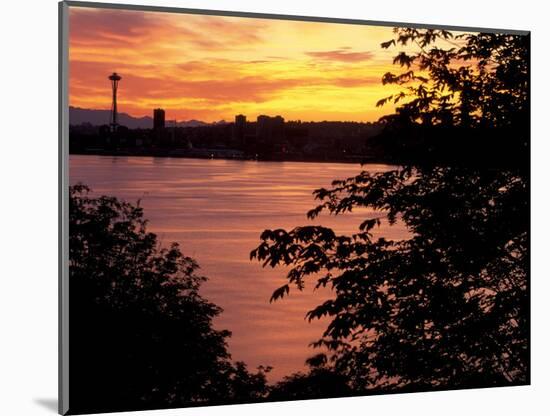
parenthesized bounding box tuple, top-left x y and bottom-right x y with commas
(305, 49, 374, 62)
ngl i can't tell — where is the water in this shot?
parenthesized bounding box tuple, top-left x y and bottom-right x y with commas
(69, 155, 407, 381)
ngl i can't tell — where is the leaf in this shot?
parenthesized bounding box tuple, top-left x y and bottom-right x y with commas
(376, 95, 393, 107)
(270, 284, 289, 303)
(359, 218, 380, 232)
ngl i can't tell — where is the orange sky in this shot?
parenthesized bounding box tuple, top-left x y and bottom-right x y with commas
(69, 7, 467, 123)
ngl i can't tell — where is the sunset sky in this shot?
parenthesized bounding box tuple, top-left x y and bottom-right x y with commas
(69, 7, 460, 123)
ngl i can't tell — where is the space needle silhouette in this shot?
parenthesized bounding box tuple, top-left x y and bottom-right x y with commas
(108, 72, 122, 132)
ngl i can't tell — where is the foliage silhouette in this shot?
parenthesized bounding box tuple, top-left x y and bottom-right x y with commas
(269, 353, 353, 401)
(369, 29, 529, 167)
(69, 184, 269, 414)
(377, 29, 528, 129)
(252, 28, 529, 393)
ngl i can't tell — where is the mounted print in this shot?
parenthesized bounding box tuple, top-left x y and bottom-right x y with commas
(59, 1, 530, 414)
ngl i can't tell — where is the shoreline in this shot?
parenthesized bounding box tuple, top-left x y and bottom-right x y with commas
(69, 150, 394, 165)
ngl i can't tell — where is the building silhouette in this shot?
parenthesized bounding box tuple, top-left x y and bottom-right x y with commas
(153, 108, 165, 130)
(233, 114, 246, 146)
(256, 115, 285, 144)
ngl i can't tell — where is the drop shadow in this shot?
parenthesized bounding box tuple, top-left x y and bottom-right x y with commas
(34, 398, 58, 413)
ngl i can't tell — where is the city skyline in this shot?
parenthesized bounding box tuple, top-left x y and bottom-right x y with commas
(69, 7, 468, 123)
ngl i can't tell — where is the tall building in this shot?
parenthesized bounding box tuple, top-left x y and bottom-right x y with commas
(233, 114, 246, 145)
(235, 114, 246, 127)
(256, 115, 285, 143)
(153, 108, 165, 130)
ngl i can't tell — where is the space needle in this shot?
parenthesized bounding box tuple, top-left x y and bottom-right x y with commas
(108, 72, 122, 132)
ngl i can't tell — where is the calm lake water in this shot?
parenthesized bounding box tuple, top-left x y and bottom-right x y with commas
(69, 155, 407, 381)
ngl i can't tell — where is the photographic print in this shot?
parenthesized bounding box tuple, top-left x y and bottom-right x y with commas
(60, 1, 529, 414)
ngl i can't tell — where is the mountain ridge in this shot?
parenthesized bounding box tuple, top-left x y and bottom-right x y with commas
(69, 106, 225, 128)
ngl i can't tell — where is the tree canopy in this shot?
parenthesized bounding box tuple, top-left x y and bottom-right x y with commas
(69, 184, 269, 413)
(368, 29, 529, 167)
(252, 28, 529, 393)
(377, 28, 528, 129)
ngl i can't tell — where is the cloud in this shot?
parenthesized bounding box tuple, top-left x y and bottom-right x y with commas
(69, 7, 266, 52)
(305, 49, 374, 62)
(70, 58, 302, 101)
(71, 56, 380, 107)
(330, 77, 380, 87)
(188, 15, 265, 48)
(69, 8, 165, 46)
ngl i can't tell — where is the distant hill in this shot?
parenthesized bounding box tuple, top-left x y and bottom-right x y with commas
(69, 107, 216, 129)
